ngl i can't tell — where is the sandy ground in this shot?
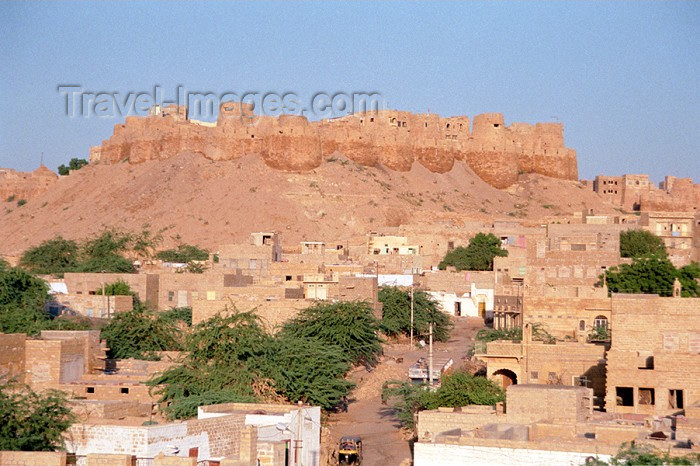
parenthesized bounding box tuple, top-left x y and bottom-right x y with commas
(324, 318, 485, 466)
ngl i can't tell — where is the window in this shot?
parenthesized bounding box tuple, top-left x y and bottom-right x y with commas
(616, 387, 634, 406)
(638, 388, 655, 405)
(579, 320, 586, 331)
(593, 315, 608, 330)
(86, 387, 95, 394)
(120, 387, 129, 394)
(669, 389, 684, 409)
(168, 291, 174, 302)
(530, 371, 539, 380)
(285, 275, 292, 281)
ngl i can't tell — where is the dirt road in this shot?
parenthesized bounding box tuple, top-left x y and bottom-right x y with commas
(325, 317, 484, 466)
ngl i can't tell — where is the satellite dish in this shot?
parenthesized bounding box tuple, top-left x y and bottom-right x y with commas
(276, 422, 288, 432)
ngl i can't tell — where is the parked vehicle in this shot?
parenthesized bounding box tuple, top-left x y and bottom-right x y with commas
(338, 435, 362, 465)
(408, 357, 454, 384)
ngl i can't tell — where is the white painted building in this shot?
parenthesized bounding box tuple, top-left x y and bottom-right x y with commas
(429, 283, 494, 318)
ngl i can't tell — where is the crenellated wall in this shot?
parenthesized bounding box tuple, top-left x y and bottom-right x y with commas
(0, 165, 58, 201)
(92, 105, 579, 189)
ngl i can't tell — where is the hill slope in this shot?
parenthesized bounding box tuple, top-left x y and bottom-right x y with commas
(0, 151, 614, 256)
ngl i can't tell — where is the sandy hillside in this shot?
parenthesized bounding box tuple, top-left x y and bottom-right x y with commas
(0, 151, 615, 256)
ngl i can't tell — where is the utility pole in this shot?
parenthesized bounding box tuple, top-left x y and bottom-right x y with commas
(409, 284, 414, 348)
(429, 322, 434, 387)
(295, 403, 303, 466)
(101, 270, 108, 319)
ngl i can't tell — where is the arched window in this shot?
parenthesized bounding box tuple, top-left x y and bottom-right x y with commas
(594, 315, 608, 330)
(579, 320, 586, 331)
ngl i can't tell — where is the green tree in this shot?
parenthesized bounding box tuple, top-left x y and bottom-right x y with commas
(378, 286, 452, 342)
(77, 230, 134, 273)
(0, 382, 75, 451)
(280, 301, 383, 366)
(603, 256, 680, 296)
(439, 233, 508, 271)
(131, 227, 164, 261)
(147, 310, 271, 420)
(0, 267, 50, 335)
(620, 230, 667, 258)
(677, 262, 700, 297)
(148, 306, 370, 419)
(101, 308, 182, 359)
(260, 334, 354, 409)
(156, 244, 209, 263)
(57, 158, 88, 176)
(19, 237, 80, 275)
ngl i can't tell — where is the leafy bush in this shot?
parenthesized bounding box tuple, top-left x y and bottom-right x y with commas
(382, 370, 504, 430)
(475, 326, 522, 342)
(17, 199, 26, 207)
(378, 286, 452, 342)
(159, 307, 193, 326)
(156, 244, 209, 263)
(20, 230, 136, 275)
(76, 230, 134, 273)
(20, 237, 80, 275)
(423, 371, 505, 409)
(587, 325, 610, 342)
(280, 301, 382, 366)
(475, 323, 554, 344)
(94, 279, 133, 296)
(260, 334, 354, 409)
(0, 382, 75, 451)
(603, 442, 700, 465)
(620, 230, 667, 258)
(101, 308, 183, 359)
(438, 233, 508, 271)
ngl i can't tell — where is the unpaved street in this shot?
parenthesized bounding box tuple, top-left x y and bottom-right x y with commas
(325, 318, 485, 466)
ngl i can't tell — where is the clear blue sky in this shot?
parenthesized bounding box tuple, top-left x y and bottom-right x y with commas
(1, 1, 698, 182)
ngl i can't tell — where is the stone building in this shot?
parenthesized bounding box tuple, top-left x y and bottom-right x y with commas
(605, 294, 700, 416)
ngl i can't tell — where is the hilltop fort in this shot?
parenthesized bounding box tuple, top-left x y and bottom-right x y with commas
(89, 103, 579, 189)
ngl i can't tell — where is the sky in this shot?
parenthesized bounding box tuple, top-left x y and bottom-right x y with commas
(0, 1, 698, 182)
